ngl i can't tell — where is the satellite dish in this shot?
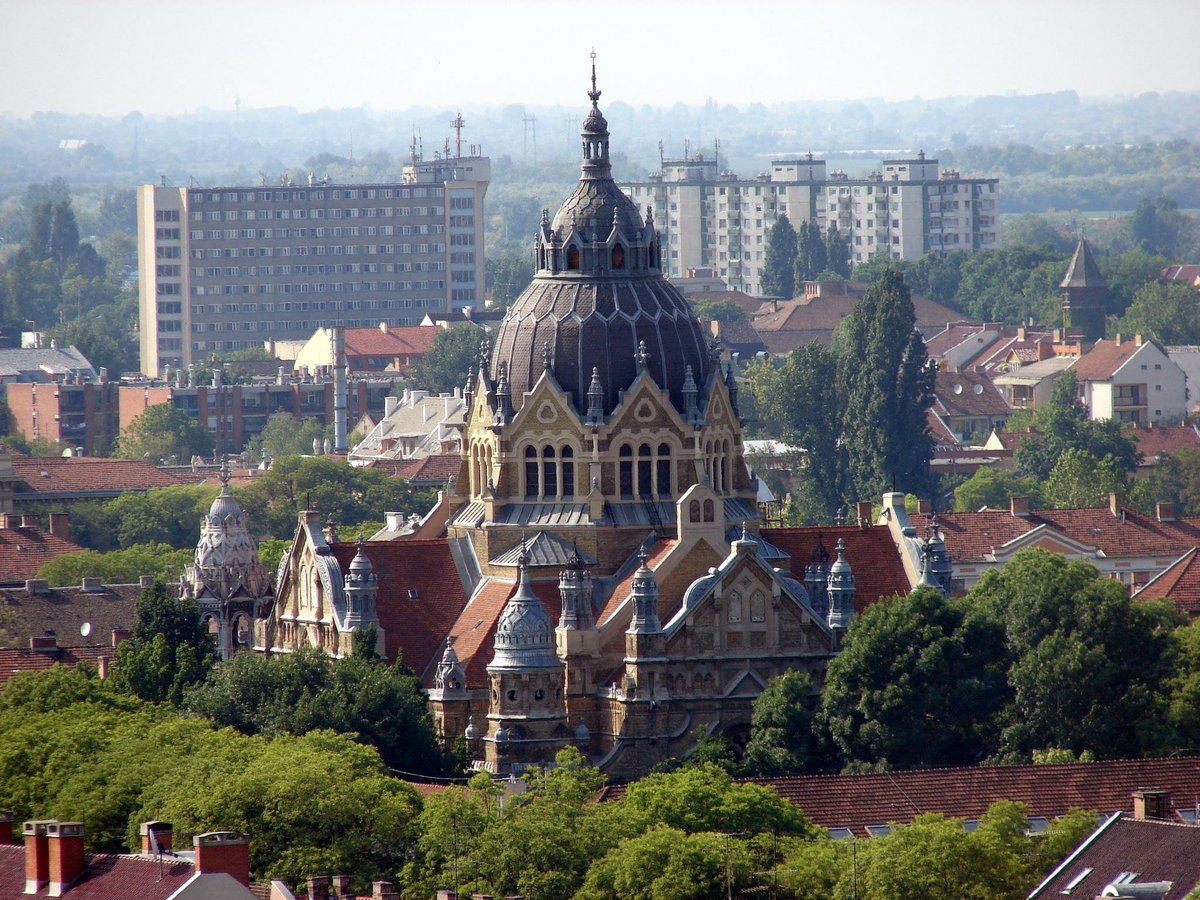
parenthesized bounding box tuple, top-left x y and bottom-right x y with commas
(80, 622, 92, 637)
(974, 384, 984, 395)
(953, 384, 963, 394)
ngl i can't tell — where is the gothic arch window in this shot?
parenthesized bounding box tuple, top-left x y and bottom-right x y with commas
(703, 498, 715, 522)
(689, 499, 701, 522)
(542, 445, 558, 497)
(619, 444, 634, 498)
(233, 614, 252, 647)
(612, 243, 625, 270)
(750, 590, 766, 624)
(566, 245, 581, 270)
(656, 442, 672, 498)
(637, 444, 653, 498)
(524, 445, 539, 498)
(728, 591, 743, 624)
(722, 439, 732, 493)
(561, 445, 575, 498)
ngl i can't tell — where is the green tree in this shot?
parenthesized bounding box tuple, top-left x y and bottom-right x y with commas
(1098, 247, 1170, 317)
(577, 826, 755, 900)
(117, 402, 215, 462)
(183, 646, 452, 776)
(1130, 194, 1195, 259)
(838, 268, 935, 501)
(485, 242, 535, 308)
(741, 671, 825, 776)
(762, 214, 798, 298)
(1044, 448, 1128, 508)
(794, 220, 827, 285)
(691, 297, 748, 323)
(110, 581, 217, 706)
(1130, 448, 1200, 516)
(36, 543, 193, 586)
(411, 324, 487, 395)
(49, 201, 80, 269)
(954, 467, 1045, 512)
(1116, 281, 1200, 344)
(243, 412, 329, 460)
(26, 201, 53, 259)
(824, 223, 850, 278)
(818, 586, 1009, 771)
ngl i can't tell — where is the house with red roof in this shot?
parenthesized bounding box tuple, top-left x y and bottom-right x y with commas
(930, 369, 1011, 443)
(1073, 335, 1186, 426)
(0, 513, 84, 585)
(1133, 547, 1200, 619)
(2, 454, 196, 512)
(293, 323, 439, 375)
(1162, 264, 1200, 291)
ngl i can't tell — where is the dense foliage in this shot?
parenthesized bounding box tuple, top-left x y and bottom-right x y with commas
(117, 403, 216, 463)
(36, 542, 193, 586)
(410, 323, 488, 395)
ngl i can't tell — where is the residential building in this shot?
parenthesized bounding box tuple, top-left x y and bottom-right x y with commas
(0, 453, 194, 512)
(5, 374, 120, 456)
(1031, 807, 1200, 899)
(1134, 547, 1200, 619)
(137, 151, 489, 376)
(929, 369, 1011, 443)
(293, 322, 439, 375)
(623, 151, 998, 293)
(0, 576, 141, 659)
(992, 356, 1078, 411)
(1161, 263, 1200, 291)
(1167, 345, 1200, 412)
(0, 340, 96, 384)
(0, 513, 82, 585)
(259, 71, 913, 780)
(1072, 335, 1187, 425)
(347, 389, 466, 466)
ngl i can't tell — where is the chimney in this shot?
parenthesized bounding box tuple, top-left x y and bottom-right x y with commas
(46, 821, 85, 897)
(1109, 492, 1122, 518)
(384, 396, 399, 418)
(331, 875, 352, 898)
(1157, 502, 1177, 523)
(111, 626, 130, 648)
(1010, 496, 1030, 517)
(193, 832, 251, 887)
(855, 501, 873, 526)
(372, 882, 400, 900)
(1132, 788, 1171, 821)
(1135, 334, 1144, 346)
(307, 875, 331, 900)
(24, 579, 49, 593)
(30, 632, 58, 653)
(379, 321, 388, 334)
(916, 498, 932, 515)
(23, 820, 53, 895)
(80, 577, 103, 592)
(1115, 333, 1123, 346)
(332, 326, 348, 453)
(47, 513, 70, 541)
(139, 821, 173, 854)
(0, 812, 15, 845)
(96, 656, 109, 679)
(139, 575, 154, 588)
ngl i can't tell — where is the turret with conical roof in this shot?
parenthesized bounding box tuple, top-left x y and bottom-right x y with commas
(1061, 237, 1108, 342)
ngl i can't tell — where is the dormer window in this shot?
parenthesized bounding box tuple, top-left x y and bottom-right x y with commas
(567, 246, 581, 270)
(612, 243, 625, 269)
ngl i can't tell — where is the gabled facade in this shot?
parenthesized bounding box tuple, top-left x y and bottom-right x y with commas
(1073, 335, 1187, 425)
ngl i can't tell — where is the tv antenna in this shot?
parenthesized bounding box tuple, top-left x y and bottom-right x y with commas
(451, 112, 465, 159)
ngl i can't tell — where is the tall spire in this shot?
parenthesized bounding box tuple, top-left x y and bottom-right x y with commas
(588, 47, 600, 109)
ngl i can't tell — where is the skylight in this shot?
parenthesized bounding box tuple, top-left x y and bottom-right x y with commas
(1061, 867, 1093, 893)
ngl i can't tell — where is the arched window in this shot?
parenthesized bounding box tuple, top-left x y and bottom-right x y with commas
(524, 446, 539, 498)
(619, 445, 634, 498)
(561, 446, 575, 498)
(612, 243, 625, 269)
(728, 591, 742, 624)
(689, 499, 701, 522)
(750, 590, 766, 623)
(566, 246, 581, 270)
(656, 442, 671, 498)
(722, 439, 732, 493)
(638, 444, 653, 498)
(542, 445, 558, 498)
(703, 498, 715, 522)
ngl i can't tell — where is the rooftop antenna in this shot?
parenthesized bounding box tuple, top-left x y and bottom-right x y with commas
(658, 140, 664, 171)
(451, 112, 465, 159)
(410, 131, 418, 165)
(714, 138, 720, 168)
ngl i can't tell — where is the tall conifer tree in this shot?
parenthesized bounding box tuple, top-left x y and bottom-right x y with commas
(762, 215, 797, 298)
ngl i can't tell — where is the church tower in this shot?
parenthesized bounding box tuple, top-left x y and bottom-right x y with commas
(341, 539, 381, 654)
(1061, 237, 1108, 342)
(484, 548, 568, 772)
(826, 538, 856, 638)
(623, 547, 667, 697)
(556, 547, 601, 697)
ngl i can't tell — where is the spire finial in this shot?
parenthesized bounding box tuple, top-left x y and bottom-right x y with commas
(218, 459, 231, 488)
(588, 48, 601, 108)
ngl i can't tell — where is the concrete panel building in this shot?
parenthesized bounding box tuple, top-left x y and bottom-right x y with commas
(137, 153, 489, 376)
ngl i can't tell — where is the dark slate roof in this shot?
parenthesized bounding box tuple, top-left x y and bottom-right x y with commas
(0, 582, 141, 646)
(1031, 814, 1200, 899)
(489, 530, 597, 568)
(1061, 237, 1107, 289)
(0, 845, 197, 899)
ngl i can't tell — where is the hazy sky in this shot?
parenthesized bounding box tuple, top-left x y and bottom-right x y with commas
(2, 0, 1198, 117)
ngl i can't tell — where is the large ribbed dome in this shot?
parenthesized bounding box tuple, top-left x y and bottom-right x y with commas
(488, 60, 713, 415)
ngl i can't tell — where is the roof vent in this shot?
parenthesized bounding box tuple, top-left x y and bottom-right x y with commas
(407, 589, 420, 601)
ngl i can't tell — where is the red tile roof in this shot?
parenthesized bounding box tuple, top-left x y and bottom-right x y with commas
(11, 457, 195, 497)
(1132, 423, 1200, 463)
(986, 428, 1042, 452)
(596, 539, 677, 627)
(932, 370, 1011, 419)
(924, 323, 986, 359)
(0, 647, 112, 684)
(1134, 547, 1200, 618)
(0, 845, 196, 899)
(912, 506, 1200, 564)
(1031, 815, 1200, 899)
(762, 526, 911, 613)
(344, 325, 439, 362)
(379, 453, 463, 486)
(1072, 338, 1146, 381)
(442, 576, 563, 688)
(0, 582, 141, 646)
(0, 523, 85, 584)
(597, 757, 1200, 838)
(330, 539, 468, 678)
(1162, 264, 1200, 286)
(927, 410, 959, 446)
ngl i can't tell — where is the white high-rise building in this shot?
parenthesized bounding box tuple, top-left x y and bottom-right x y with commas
(137, 153, 489, 376)
(623, 151, 998, 295)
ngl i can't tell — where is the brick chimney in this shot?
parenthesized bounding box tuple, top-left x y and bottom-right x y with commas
(1109, 492, 1123, 518)
(855, 501, 874, 526)
(1156, 502, 1177, 523)
(46, 821, 85, 897)
(1010, 496, 1030, 517)
(307, 875, 331, 900)
(111, 626, 130, 648)
(23, 820, 53, 895)
(194, 831, 251, 887)
(331, 875, 352, 898)
(139, 821, 173, 854)
(47, 513, 70, 540)
(1132, 788, 1171, 821)
(372, 882, 400, 900)
(916, 498, 932, 515)
(30, 632, 58, 653)
(0, 812, 14, 845)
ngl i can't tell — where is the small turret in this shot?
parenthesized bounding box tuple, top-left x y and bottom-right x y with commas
(805, 537, 831, 617)
(493, 362, 513, 426)
(433, 638, 466, 693)
(586, 367, 605, 425)
(682, 365, 699, 424)
(628, 546, 662, 634)
(826, 538, 855, 630)
(342, 538, 378, 630)
(557, 545, 594, 631)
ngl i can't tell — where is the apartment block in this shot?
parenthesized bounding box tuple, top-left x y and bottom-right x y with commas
(137, 154, 489, 376)
(5, 376, 120, 455)
(623, 151, 998, 294)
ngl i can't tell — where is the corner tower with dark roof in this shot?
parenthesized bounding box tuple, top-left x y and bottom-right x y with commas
(1061, 237, 1108, 342)
(447, 57, 756, 578)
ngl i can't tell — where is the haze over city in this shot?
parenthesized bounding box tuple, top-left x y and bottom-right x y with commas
(3, 0, 1200, 117)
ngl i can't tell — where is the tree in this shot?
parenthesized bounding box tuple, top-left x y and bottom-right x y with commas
(117, 403, 214, 462)
(794, 220, 827, 285)
(824, 223, 850, 278)
(1044, 448, 1128, 509)
(838, 268, 936, 501)
(818, 586, 1009, 771)
(183, 647, 453, 776)
(1130, 448, 1200, 516)
(486, 242, 535, 308)
(577, 826, 755, 900)
(49, 201, 80, 269)
(971, 549, 1184, 760)
(36, 543, 193, 586)
(1116, 281, 1200, 345)
(954, 467, 1045, 512)
(243, 412, 329, 461)
(690, 297, 748, 323)
(411, 324, 487, 395)
(741, 671, 825, 775)
(1098, 247, 1169, 318)
(110, 581, 217, 706)
(1130, 194, 1195, 259)
(761, 215, 797, 298)
(26, 201, 52, 259)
